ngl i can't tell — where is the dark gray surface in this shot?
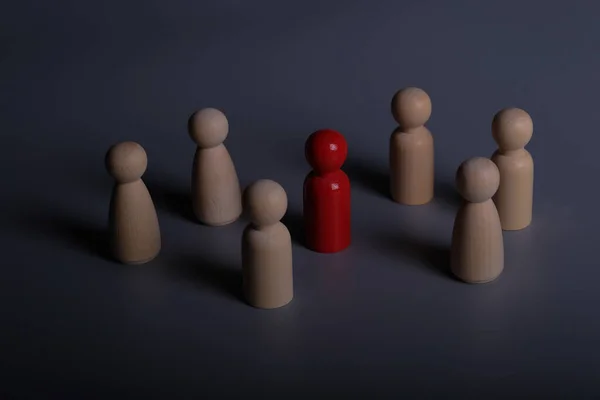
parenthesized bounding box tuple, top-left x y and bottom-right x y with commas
(2, 0, 599, 397)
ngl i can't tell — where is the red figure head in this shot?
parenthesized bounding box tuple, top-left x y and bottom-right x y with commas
(305, 129, 348, 174)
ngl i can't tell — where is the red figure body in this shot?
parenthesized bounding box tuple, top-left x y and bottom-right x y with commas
(303, 129, 351, 253)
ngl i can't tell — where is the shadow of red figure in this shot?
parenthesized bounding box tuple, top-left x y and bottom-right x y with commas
(303, 129, 351, 253)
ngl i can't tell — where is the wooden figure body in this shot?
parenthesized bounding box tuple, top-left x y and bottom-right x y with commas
(303, 129, 351, 253)
(451, 157, 504, 284)
(106, 141, 161, 264)
(491, 108, 534, 231)
(389, 87, 434, 205)
(242, 179, 293, 309)
(188, 108, 242, 226)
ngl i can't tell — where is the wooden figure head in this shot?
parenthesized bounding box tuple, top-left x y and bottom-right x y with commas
(105, 141, 148, 184)
(492, 107, 533, 152)
(188, 107, 229, 149)
(244, 179, 288, 228)
(456, 157, 500, 203)
(391, 87, 431, 130)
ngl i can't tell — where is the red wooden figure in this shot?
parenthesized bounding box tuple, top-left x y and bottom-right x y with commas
(303, 129, 351, 253)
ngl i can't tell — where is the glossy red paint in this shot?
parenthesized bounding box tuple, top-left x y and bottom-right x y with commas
(303, 129, 351, 253)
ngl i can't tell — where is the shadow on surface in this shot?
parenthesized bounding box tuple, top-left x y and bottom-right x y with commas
(344, 158, 389, 199)
(282, 209, 304, 247)
(16, 211, 112, 261)
(165, 253, 243, 301)
(73, 162, 111, 196)
(434, 175, 462, 209)
(375, 231, 452, 279)
(145, 178, 196, 223)
(343, 158, 462, 208)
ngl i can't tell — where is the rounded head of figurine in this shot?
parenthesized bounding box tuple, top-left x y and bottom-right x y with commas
(188, 108, 229, 148)
(391, 87, 432, 129)
(492, 107, 533, 151)
(243, 179, 288, 227)
(305, 129, 348, 174)
(456, 157, 500, 203)
(105, 141, 148, 183)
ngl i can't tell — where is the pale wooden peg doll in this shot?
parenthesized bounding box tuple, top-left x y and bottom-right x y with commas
(451, 157, 504, 284)
(242, 179, 294, 309)
(491, 107, 534, 231)
(188, 108, 242, 226)
(390, 87, 435, 205)
(106, 141, 161, 264)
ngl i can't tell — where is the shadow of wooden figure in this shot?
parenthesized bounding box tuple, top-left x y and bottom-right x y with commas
(343, 158, 388, 199)
(374, 230, 453, 279)
(16, 211, 113, 262)
(344, 156, 462, 208)
(144, 177, 196, 223)
(164, 252, 243, 302)
(281, 209, 305, 247)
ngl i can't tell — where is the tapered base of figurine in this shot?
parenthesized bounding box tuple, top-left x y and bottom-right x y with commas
(195, 212, 241, 227)
(452, 271, 502, 284)
(245, 294, 293, 310)
(241, 180, 294, 311)
(201, 215, 241, 227)
(501, 220, 531, 231)
(118, 250, 160, 265)
(391, 195, 433, 206)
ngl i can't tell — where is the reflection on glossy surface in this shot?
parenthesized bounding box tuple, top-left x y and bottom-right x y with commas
(318, 249, 360, 304)
(305, 129, 348, 175)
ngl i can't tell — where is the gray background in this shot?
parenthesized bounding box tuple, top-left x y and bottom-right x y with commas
(1, 0, 599, 397)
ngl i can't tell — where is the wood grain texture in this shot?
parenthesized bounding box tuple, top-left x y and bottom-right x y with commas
(451, 157, 504, 283)
(242, 222, 293, 309)
(451, 200, 504, 283)
(389, 87, 434, 205)
(491, 108, 534, 231)
(189, 108, 242, 226)
(390, 126, 434, 205)
(106, 141, 160, 265)
(242, 179, 293, 309)
(192, 144, 242, 226)
(109, 181, 161, 264)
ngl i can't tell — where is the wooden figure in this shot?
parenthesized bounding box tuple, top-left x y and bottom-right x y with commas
(390, 87, 434, 205)
(451, 157, 504, 284)
(242, 179, 294, 309)
(303, 129, 351, 253)
(491, 107, 534, 231)
(188, 108, 242, 226)
(105, 141, 161, 264)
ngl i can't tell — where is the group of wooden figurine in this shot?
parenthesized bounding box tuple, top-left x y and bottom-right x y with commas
(105, 87, 534, 309)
